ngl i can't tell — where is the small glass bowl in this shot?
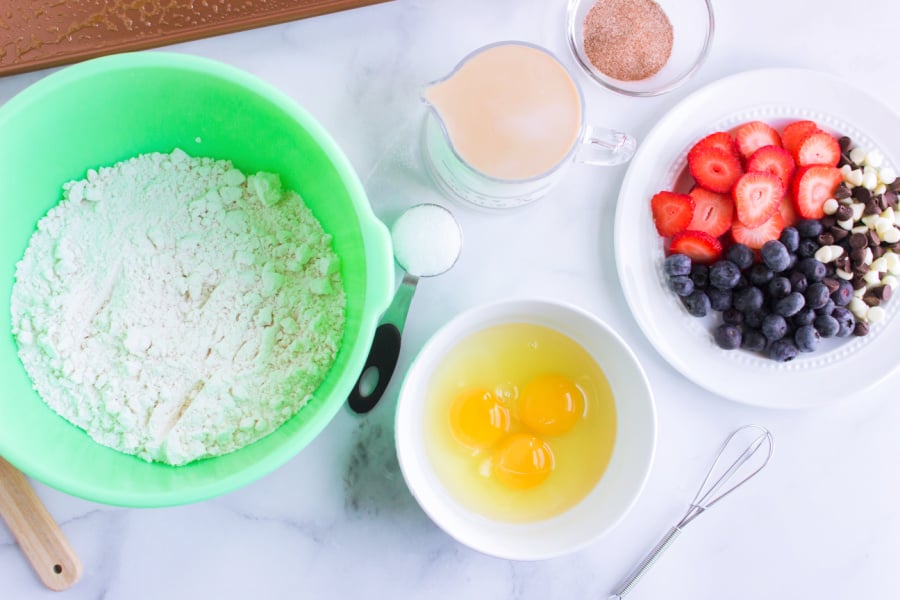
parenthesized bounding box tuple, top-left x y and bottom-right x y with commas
(567, 0, 714, 97)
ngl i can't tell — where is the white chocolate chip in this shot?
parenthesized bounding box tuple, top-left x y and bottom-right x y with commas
(854, 285, 867, 298)
(868, 305, 886, 323)
(872, 256, 889, 273)
(847, 169, 864, 187)
(838, 218, 855, 231)
(823, 198, 839, 215)
(879, 166, 897, 185)
(836, 268, 854, 280)
(851, 202, 865, 221)
(864, 269, 881, 286)
(875, 183, 887, 196)
(883, 274, 899, 290)
(875, 218, 894, 235)
(864, 247, 874, 265)
(883, 207, 896, 223)
(862, 213, 881, 229)
(849, 147, 868, 165)
(885, 251, 900, 274)
(882, 227, 900, 244)
(865, 149, 885, 168)
(849, 297, 869, 319)
(863, 170, 879, 190)
(852, 224, 869, 234)
(814, 245, 843, 263)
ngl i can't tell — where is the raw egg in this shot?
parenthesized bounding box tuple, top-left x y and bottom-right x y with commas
(424, 322, 616, 522)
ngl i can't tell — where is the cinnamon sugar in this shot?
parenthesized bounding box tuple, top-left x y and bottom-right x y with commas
(583, 0, 674, 82)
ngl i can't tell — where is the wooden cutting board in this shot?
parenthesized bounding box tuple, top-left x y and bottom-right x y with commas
(0, 0, 390, 77)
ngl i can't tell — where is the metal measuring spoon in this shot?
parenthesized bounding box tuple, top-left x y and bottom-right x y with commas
(348, 203, 462, 414)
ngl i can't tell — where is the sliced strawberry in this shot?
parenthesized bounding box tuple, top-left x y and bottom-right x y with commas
(668, 230, 723, 264)
(688, 147, 743, 193)
(746, 145, 796, 190)
(731, 211, 785, 250)
(733, 172, 784, 227)
(688, 131, 740, 161)
(782, 120, 820, 158)
(779, 193, 800, 228)
(651, 191, 694, 237)
(796, 131, 841, 167)
(734, 121, 782, 159)
(687, 187, 733, 238)
(792, 165, 843, 219)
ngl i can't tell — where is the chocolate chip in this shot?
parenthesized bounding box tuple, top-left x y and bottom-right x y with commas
(872, 244, 886, 259)
(874, 284, 892, 302)
(853, 186, 872, 203)
(835, 255, 851, 271)
(830, 226, 849, 242)
(839, 136, 852, 153)
(817, 232, 835, 246)
(823, 277, 841, 294)
(849, 232, 868, 249)
(875, 194, 888, 212)
(867, 230, 881, 248)
(884, 190, 898, 207)
(834, 183, 852, 200)
(865, 199, 882, 215)
(890, 180, 900, 193)
(854, 320, 870, 336)
(821, 215, 838, 229)
(863, 292, 881, 307)
(852, 274, 867, 289)
(852, 263, 869, 276)
(835, 204, 854, 221)
(850, 247, 867, 266)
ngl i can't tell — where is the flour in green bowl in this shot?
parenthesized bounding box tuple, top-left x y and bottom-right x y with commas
(10, 149, 345, 465)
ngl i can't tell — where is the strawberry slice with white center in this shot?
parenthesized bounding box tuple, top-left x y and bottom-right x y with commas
(731, 210, 786, 250)
(733, 171, 784, 227)
(668, 230, 723, 264)
(734, 121, 782, 159)
(782, 120, 820, 158)
(687, 187, 733, 238)
(651, 191, 694, 237)
(688, 147, 743, 193)
(688, 131, 740, 161)
(746, 145, 796, 189)
(792, 165, 843, 219)
(796, 131, 841, 167)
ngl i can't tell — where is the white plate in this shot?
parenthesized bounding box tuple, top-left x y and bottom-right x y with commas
(614, 68, 900, 408)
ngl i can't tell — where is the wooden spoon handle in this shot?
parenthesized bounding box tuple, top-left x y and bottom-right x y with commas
(0, 456, 82, 591)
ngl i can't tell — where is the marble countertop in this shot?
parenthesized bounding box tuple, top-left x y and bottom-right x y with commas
(2, 1, 899, 598)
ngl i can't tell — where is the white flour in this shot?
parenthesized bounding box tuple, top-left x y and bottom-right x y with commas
(10, 149, 345, 465)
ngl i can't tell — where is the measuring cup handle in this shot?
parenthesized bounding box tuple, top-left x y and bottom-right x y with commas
(577, 124, 637, 167)
(347, 323, 402, 414)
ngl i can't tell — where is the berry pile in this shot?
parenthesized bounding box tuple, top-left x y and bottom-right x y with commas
(651, 119, 900, 361)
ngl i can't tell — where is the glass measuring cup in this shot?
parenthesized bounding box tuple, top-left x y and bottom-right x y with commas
(421, 41, 636, 210)
(348, 204, 462, 414)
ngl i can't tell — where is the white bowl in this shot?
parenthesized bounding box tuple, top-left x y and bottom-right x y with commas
(395, 299, 657, 560)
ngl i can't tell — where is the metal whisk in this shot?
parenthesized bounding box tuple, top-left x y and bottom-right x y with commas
(609, 424, 774, 599)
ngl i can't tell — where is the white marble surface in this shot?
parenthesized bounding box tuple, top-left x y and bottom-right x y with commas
(2, 0, 900, 598)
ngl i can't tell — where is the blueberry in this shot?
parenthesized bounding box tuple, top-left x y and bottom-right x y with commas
(767, 276, 792, 299)
(740, 329, 768, 352)
(722, 307, 744, 325)
(725, 244, 755, 270)
(797, 219, 823, 238)
(794, 325, 821, 352)
(768, 339, 799, 362)
(832, 306, 856, 337)
(779, 227, 800, 252)
(762, 314, 789, 341)
(816, 298, 835, 316)
(788, 271, 808, 294)
(714, 324, 742, 350)
(709, 260, 742, 290)
(733, 286, 764, 313)
(707, 288, 733, 311)
(797, 237, 819, 258)
(796, 257, 826, 282)
(814, 314, 840, 338)
(664, 253, 692, 277)
(804, 282, 830, 310)
(668, 276, 694, 296)
(761, 240, 791, 272)
(831, 280, 854, 306)
(748, 264, 774, 286)
(744, 309, 766, 329)
(690, 264, 709, 288)
(775, 292, 806, 317)
(792, 308, 816, 327)
(681, 290, 711, 317)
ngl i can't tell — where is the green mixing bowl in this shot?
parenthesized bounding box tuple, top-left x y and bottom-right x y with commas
(0, 52, 394, 507)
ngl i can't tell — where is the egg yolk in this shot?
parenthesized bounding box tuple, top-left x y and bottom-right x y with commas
(493, 433, 555, 490)
(449, 388, 510, 450)
(519, 374, 584, 436)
